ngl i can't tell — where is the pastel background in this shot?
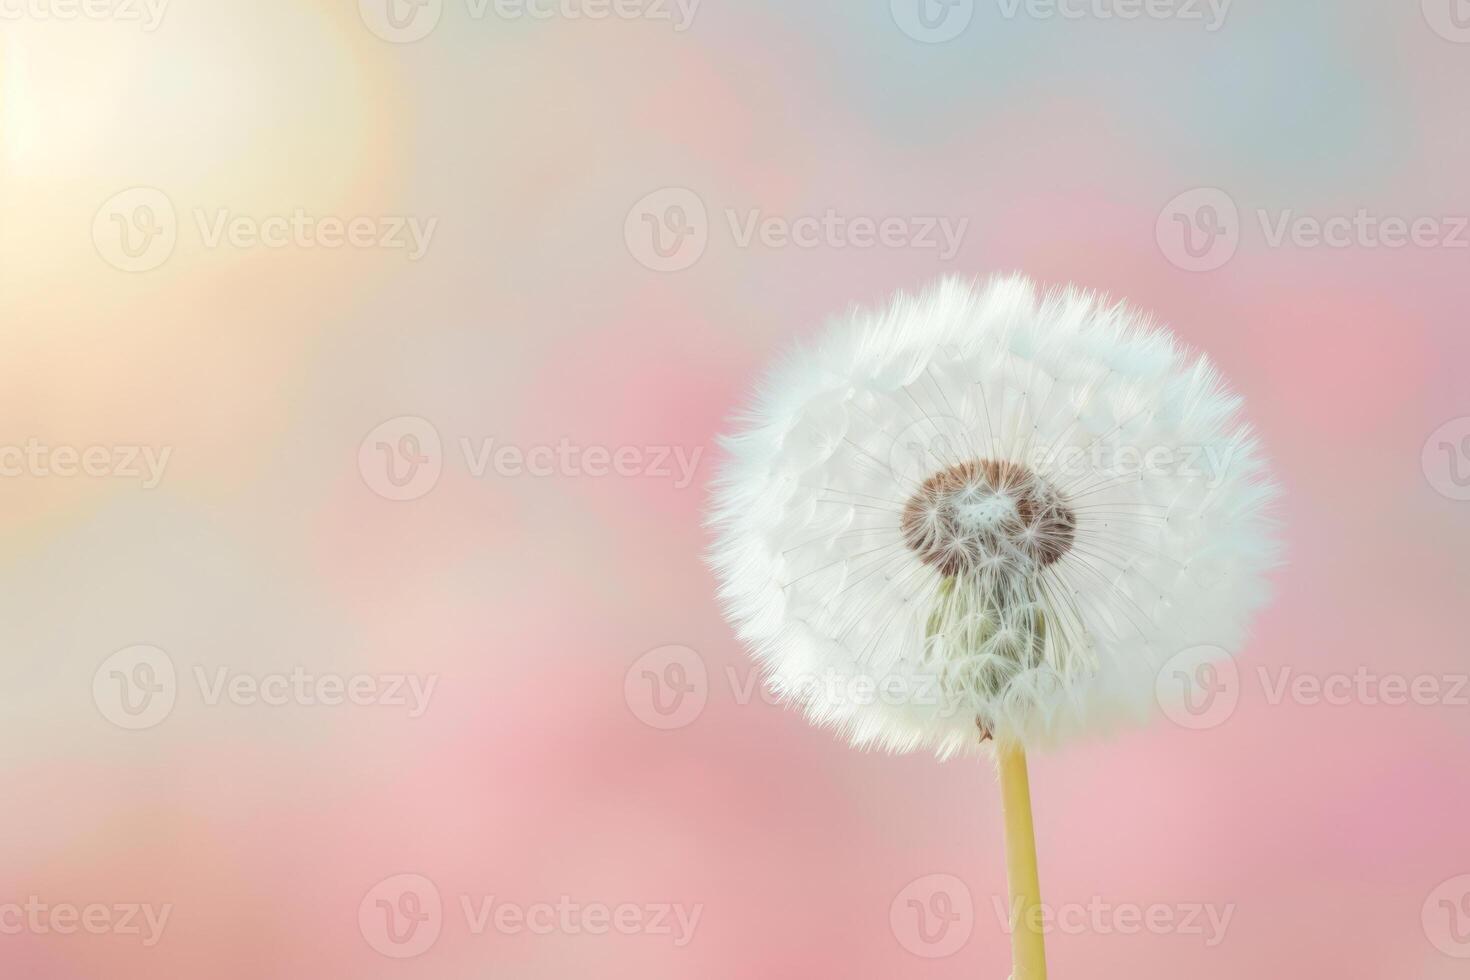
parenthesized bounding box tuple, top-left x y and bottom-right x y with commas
(2, 2, 1468, 977)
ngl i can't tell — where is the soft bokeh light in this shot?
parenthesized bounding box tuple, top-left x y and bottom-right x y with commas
(2, 2, 1468, 978)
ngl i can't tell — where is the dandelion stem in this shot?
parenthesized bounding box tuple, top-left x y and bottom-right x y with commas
(996, 741, 1047, 980)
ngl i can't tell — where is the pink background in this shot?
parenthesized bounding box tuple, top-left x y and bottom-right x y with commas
(3, 2, 1469, 977)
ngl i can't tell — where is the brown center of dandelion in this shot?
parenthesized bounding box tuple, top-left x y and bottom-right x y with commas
(900, 459, 1076, 577)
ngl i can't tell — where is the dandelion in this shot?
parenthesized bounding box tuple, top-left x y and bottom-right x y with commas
(708, 275, 1278, 978)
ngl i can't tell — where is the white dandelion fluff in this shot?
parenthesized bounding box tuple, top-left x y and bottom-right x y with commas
(709, 274, 1279, 757)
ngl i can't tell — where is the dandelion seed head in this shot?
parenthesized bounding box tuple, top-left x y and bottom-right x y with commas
(707, 275, 1280, 756)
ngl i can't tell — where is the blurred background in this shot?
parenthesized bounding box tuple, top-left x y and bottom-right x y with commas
(2, 1, 1468, 977)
